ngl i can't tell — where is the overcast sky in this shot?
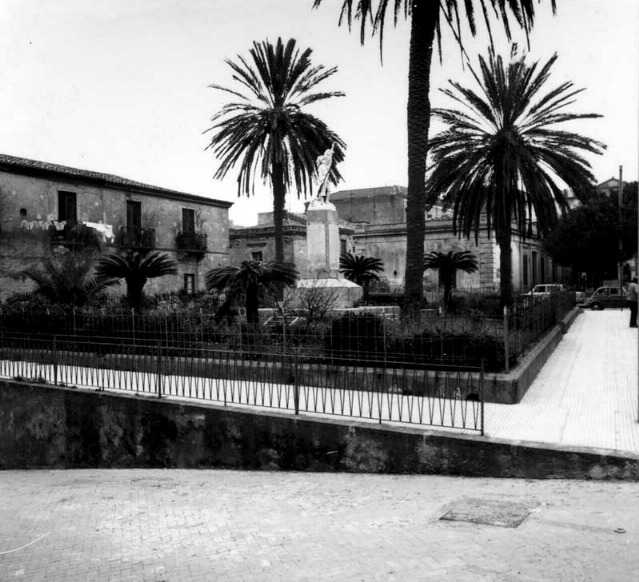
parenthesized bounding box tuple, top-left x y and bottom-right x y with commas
(0, 0, 637, 225)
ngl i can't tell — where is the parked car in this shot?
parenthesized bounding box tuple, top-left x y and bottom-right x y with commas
(581, 286, 627, 310)
(529, 284, 565, 297)
(521, 284, 565, 303)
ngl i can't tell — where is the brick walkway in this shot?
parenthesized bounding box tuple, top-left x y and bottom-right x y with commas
(485, 309, 639, 453)
(1, 470, 637, 582)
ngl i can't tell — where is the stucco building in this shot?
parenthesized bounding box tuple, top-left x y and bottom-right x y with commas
(331, 186, 561, 293)
(0, 153, 232, 300)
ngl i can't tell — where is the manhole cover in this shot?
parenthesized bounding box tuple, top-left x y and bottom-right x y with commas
(440, 498, 534, 528)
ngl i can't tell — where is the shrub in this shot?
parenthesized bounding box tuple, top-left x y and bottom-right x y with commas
(323, 313, 387, 364)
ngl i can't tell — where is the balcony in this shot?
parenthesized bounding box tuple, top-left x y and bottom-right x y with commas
(115, 225, 156, 249)
(176, 231, 207, 255)
(49, 222, 102, 250)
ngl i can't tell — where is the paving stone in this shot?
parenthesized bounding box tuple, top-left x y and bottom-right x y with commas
(1, 470, 638, 581)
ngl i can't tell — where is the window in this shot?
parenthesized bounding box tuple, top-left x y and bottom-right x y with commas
(184, 274, 195, 295)
(523, 255, 529, 287)
(532, 251, 538, 285)
(58, 191, 77, 224)
(251, 251, 263, 262)
(126, 200, 141, 228)
(340, 239, 347, 255)
(182, 208, 195, 234)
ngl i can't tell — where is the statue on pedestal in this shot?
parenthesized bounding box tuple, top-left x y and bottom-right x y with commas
(313, 143, 334, 205)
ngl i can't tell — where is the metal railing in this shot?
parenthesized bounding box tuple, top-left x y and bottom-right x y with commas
(114, 226, 156, 249)
(176, 231, 207, 253)
(0, 333, 484, 433)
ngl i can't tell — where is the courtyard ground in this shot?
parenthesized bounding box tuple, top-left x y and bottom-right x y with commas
(0, 469, 638, 582)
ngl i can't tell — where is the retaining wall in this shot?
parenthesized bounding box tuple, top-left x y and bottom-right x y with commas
(1, 380, 637, 480)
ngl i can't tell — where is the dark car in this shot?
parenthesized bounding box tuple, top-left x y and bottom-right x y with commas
(582, 286, 627, 310)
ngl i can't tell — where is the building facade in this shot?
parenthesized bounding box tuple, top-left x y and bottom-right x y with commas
(0, 153, 232, 300)
(331, 186, 562, 293)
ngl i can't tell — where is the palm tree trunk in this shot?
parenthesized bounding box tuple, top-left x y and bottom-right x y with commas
(444, 280, 452, 311)
(127, 277, 146, 310)
(498, 229, 514, 307)
(272, 162, 286, 264)
(403, 1, 439, 319)
(245, 281, 260, 325)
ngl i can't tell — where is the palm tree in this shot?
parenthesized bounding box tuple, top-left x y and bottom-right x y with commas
(205, 37, 346, 264)
(425, 48, 604, 306)
(206, 260, 299, 325)
(94, 250, 178, 309)
(423, 250, 478, 310)
(312, 0, 556, 316)
(8, 250, 117, 307)
(339, 252, 384, 300)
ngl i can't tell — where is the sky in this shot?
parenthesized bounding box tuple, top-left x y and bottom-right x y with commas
(0, 0, 637, 226)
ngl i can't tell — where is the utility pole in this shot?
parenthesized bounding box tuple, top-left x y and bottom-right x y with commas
(618, 165, 623, 295)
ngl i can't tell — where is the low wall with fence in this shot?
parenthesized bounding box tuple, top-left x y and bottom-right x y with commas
(1, 380, 638, 479)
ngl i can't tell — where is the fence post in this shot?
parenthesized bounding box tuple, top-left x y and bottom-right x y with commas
(53, 334, 58, 386)
(293, 352, 300, 415)
(480, 359, 485, 436)
(503, 306, 509, 374)
(156, 340, 163, 398)
(131, 309, 136, 351)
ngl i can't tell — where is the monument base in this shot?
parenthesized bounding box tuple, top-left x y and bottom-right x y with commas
(306, 202, 340, 279)
(289, 278, 362, 309)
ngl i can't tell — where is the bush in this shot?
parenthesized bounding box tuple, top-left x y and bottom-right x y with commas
(323, 313, 387, 364)
(388, 328, 510, 372)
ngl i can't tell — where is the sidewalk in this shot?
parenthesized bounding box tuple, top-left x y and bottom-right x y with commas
(1, 470, 637, 582)
(484, 308, 639, 453)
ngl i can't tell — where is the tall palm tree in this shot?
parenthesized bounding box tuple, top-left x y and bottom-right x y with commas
(423, 250, 478, 309)
(94, 250, 178, 309)
(425, 48, 604, 306)
(206, 260, 299, 325)
(8, 250, 117, 307)
(205, 37, 346, 264)
(312, 0, 556, 316)
(339, 252, 384, 300)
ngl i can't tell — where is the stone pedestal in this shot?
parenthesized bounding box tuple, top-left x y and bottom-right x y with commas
(306, 201, 340, 278)
(297, 199, 363, 308)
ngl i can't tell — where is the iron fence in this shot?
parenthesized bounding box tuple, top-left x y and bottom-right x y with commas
(0, 333, 484, 433)
(0, 290, 576, 374)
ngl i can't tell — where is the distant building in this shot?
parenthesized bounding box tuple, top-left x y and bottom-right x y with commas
(229, 210, 354, 276)
(230, 185, 560, 293)
(596, 176, 627, 197)
(331, 186, 561, 292)
(0, 153, 232, 300)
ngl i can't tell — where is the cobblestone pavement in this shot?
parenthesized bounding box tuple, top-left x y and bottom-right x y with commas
(1, 469, 638, 581)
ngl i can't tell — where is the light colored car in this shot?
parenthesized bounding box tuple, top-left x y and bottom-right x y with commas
(521, 284, 565, 301)
(582, 286, 627, 310)
(530, 284, 566, 297)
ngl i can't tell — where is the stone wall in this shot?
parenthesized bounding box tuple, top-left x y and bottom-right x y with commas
(1, 381, 637, 479)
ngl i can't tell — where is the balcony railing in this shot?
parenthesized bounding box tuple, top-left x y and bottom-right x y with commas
(115, 226, 155, 249)
(176, 231, 207, 254)
(49, 222, 102, 249)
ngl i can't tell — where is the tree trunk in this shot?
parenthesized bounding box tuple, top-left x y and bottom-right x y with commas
(272, 162, 286, 264)
(497, 229, 514, 307)
(245, 281, 260, 325)
(403, 2, 439, 319)
(127, 277, 146, 310)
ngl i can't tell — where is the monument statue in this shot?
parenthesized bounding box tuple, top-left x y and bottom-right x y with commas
(314, 143, 334, 205)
